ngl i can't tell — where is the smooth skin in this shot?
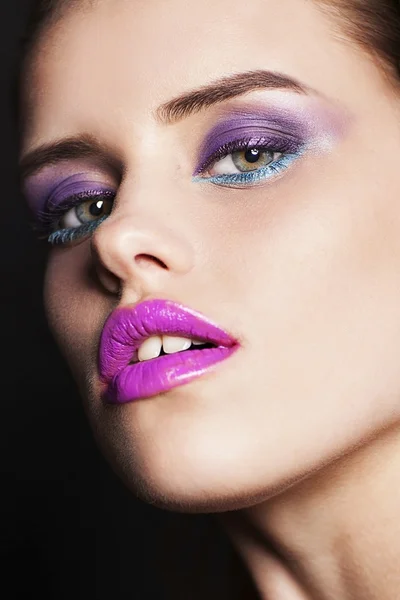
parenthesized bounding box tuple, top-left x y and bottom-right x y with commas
(21, 0, 400, 598)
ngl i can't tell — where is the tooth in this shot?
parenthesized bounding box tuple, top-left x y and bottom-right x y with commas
(191, 339, 205, 346)
(162, 335, 192, 354)
(138, 336, 163, 362)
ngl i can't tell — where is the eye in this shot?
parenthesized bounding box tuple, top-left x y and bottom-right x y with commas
(42, 190, 116, 246)
(60, 196, 114, 229)
(209, 147, 283, 176)
(193, 134, 303, 188)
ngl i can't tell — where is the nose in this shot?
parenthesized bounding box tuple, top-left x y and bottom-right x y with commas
(91, 200, 195, 300)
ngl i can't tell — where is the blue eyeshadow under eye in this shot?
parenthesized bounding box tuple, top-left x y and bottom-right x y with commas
(193, 151, 302, 187)
(48, 215, 109, 245)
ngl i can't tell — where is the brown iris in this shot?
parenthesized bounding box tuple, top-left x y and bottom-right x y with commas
(75, 198, 114, 224)
(231, 148, 275, 172)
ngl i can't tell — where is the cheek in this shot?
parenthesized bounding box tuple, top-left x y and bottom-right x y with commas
(221, 160, 400, 425)
(43, 244, 108, 378)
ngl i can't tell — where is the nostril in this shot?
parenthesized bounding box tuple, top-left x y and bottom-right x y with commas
(134, 254, 168, 269)
(90, 257, 121, 295)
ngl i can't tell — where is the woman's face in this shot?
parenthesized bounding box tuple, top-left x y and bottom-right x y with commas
(21, 0, 400, 511)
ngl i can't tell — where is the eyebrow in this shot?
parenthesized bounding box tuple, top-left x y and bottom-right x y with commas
(19, 134, 123, 181)
(20, 70, 313, 180)
(155, 69, 312, 124)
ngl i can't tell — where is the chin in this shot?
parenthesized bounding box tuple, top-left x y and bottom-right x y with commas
(109, 464, 278, 514)
(119, 462, 305, 514)
(87, 409, 299, 514)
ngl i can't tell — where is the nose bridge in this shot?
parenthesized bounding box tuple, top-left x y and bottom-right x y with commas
(90, 178, 196, 296)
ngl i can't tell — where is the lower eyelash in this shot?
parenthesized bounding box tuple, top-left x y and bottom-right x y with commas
(193, 151, 301, 187)
(48, 216, 108, 245)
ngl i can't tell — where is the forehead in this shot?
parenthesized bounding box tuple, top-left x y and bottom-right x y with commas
(21, 0, 371, 149)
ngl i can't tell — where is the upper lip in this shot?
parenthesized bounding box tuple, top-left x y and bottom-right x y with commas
(99, 298, 239, 383)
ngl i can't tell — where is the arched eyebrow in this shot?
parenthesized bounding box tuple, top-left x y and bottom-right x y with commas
(155, 69, 314, 124)
(19, 134, 123, 181)
(20, 70, 314, 180)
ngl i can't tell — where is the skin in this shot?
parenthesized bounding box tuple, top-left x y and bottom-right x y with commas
(20, 0, 400, 597)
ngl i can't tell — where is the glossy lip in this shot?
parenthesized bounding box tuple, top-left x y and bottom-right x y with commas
(99, 299, 240, 404)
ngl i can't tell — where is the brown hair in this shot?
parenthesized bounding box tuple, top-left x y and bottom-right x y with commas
(317, 0, 400, 83)
(21, 0, 89, 63)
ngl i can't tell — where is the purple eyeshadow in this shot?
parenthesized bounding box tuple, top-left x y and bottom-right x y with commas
(193, 108, 309, 176)
(24, 171, 116, 217)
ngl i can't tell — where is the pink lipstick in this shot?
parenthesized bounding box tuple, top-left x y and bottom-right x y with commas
(99, 299, 240, 403)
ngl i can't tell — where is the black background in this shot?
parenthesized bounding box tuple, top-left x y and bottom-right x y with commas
(0, 2, 258, 598)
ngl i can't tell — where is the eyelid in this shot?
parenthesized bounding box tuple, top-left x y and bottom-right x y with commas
(24, 168, 119, 218)
(194, 113, 308, 173)
(35, 189, 116, 242)
(194, 133, 304, 176)
(38, 189, 115, 220)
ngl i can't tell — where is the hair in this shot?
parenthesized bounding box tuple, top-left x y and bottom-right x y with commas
(22, 0, 66, 54)
(317, 0, 400, 84)
(21, 0, 400, 85)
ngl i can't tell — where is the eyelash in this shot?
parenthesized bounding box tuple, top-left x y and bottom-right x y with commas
(36, 134, 304, 246)
(194, 134, 303, 186)
(34, 190, 116, 246)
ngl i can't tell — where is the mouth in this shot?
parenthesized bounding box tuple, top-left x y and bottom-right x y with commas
(128, 336, 218, 364)
(99, 299, 240, 404)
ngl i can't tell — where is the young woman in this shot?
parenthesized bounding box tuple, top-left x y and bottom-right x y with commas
(19, 0, 400, 597)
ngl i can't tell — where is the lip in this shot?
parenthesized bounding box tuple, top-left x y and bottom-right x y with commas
(99, 299, 240, 404)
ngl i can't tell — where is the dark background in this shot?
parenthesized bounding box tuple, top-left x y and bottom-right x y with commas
(0, 2, 258, 598)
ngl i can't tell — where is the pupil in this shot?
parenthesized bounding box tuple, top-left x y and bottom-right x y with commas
(89, 200, 104, 216)
(244, 149, 261, 163)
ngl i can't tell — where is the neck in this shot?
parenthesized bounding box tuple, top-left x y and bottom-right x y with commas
(218, 423, 400, 600)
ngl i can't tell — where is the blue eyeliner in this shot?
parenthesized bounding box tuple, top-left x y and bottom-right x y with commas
(48, 215, 109, 245)
(193, 151, 302, 186)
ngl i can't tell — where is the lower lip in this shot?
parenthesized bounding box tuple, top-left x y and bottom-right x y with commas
(104, 346, 238, 404)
